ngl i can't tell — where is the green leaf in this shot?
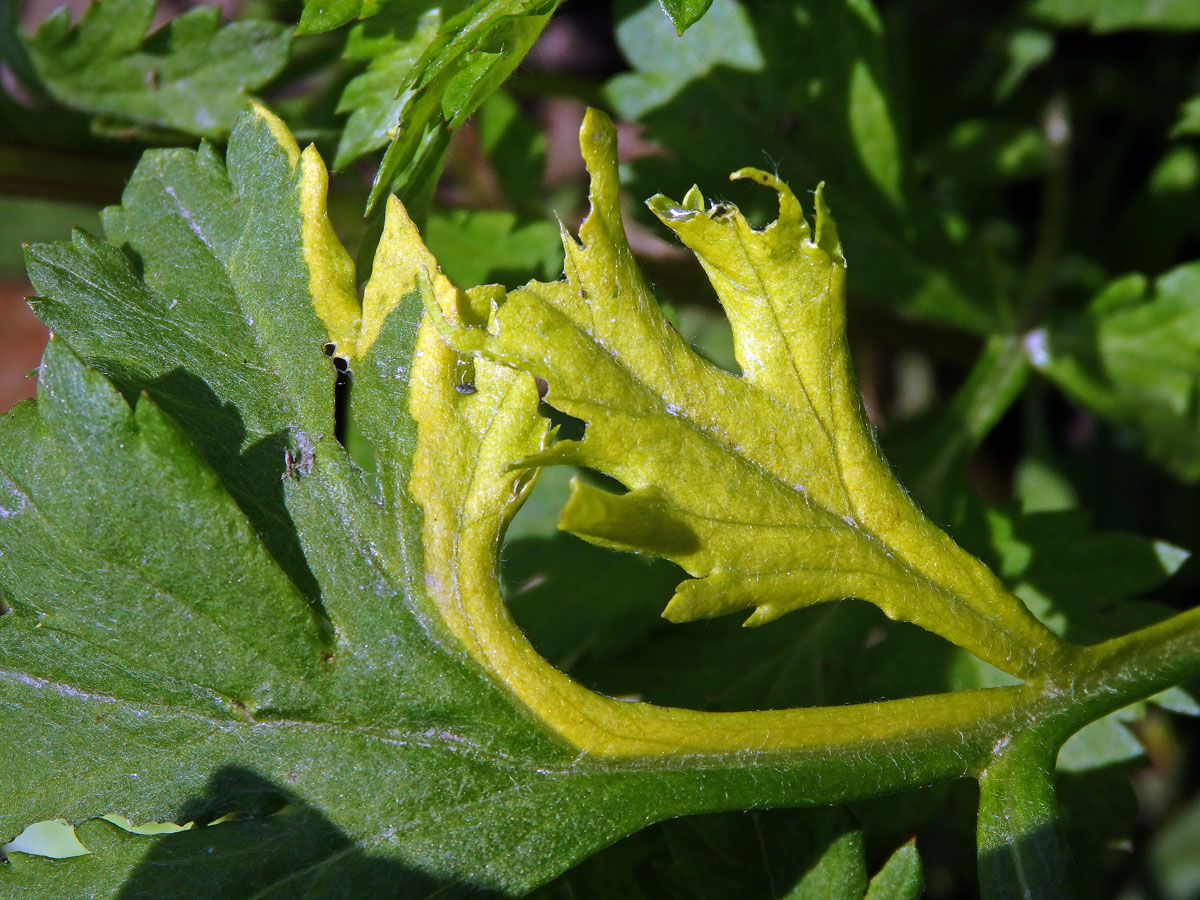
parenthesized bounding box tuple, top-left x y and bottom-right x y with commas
(1031, 0, 1200, 31)
(658, 0, 716, 34)
(425, 209, 563, 289)
(297, 0, 387, 35)
(6, 104, 1050, 897)
(864, 839, 923, 900)
(433, 107, 1062, 679)
(1173, 95, 1200, 137)
(531, 807, 874, 900)
(332, 2, 444, 168)
(975, 505, 1188, 642)
(0, 198, 99, 275)
(355, 0, 561, 207)
(1148, 791, 1200, 900)
(1035, 262, 1200, 480)
(22, 0, 290, 140)
(606, 0, 996, 331)
(476, 89, 549, 217)
(974, 503, 1194, 774)
(778, 809, 868, 900)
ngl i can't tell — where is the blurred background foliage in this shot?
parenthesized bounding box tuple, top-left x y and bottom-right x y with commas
(4, 0, 1200, 896)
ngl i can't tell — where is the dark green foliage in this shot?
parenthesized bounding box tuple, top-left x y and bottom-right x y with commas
(6, 0, 1200, 898)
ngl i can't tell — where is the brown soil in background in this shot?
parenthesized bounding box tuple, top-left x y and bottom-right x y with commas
(0, 282, 48, 414)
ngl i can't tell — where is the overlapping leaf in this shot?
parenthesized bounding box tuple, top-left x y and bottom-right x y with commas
(435, 107, 1062, 679)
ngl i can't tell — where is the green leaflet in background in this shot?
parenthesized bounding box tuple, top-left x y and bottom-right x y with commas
(532, 807, 922, 900)
(476, 89, 549, 218)
(606, 0, 996, 332)
(1174, 96, 1200, 137)
(1031, 0, 1200, 31)
(1148, 791, 1200, 900)
(0, 198, 98, 274)
(299, 0, 560, 212)
(333, 1, 447, 168)
(425, 209, 562, 289)
(297, 0, 388, 34)
(21, 0, 290, 140)
(863, 840, 923, 900)
(363, 0, 559, 208)
(1036, 262, 1200, 481)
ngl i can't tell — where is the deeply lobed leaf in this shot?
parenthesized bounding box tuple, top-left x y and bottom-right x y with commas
(606, 0, 995, 331)
(434, 108, 1063, 680)
(4, 104, 1029, 896)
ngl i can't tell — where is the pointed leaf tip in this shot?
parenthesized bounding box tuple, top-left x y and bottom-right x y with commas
(578, 108, 623, 234)
(813, 182, 843, 261)
(658, 0, 716, 34)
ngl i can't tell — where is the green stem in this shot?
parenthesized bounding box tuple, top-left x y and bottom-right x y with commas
(1062, 605, 1200, 731)
(974, 605, 1200, 899)
(977, 728, 1077, 900)
(909, 332, 1032, 510)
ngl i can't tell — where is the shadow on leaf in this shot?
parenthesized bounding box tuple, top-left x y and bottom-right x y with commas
(115, 767, 489, 900)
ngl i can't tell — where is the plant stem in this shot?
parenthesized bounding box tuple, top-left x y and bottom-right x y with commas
(908, 332, 1031, 511)
(977, 729, 1077, 900)
(1062, 605, 1200, 732)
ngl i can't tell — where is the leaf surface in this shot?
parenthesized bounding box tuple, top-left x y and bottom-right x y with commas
(434, 107, 1061, 679)
(4, 104, 1029, 897)
(23, 0, 290, 139)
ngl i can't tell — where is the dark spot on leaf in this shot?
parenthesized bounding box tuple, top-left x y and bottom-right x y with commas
(323, 343, 336, 357)
(334, 369, 351, 446)
(333, 356, 349, 373)
(535, 377, 549, 399)
(455, 382, 477, 395)
(283, 432, 317, 480)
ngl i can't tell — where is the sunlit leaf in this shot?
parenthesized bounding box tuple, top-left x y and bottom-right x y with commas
(22, 0, 289, 140)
